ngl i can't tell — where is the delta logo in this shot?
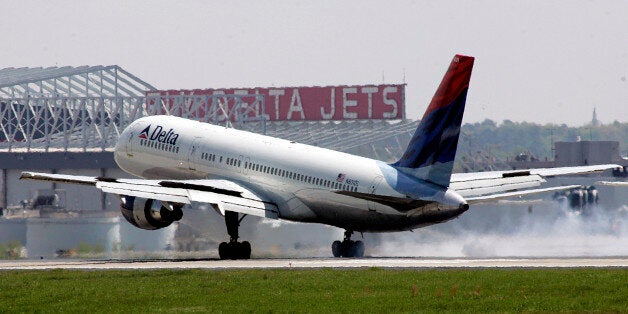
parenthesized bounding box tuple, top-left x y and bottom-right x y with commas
(336, 173, 346, 182)
(138, 125, 179, 145)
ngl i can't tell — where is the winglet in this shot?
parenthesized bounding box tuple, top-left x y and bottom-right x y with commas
(393, 55, 474, 187)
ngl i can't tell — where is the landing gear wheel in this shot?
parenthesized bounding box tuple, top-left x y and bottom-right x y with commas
(218, 241, 252, 260)
(332, 240, 342, 257)
(240, 241, 251, 259)
(331, 231, 366, 258)
(218, 211, 252, 260)
(218, 242, 229, 260)
(354, 240, 365, 257)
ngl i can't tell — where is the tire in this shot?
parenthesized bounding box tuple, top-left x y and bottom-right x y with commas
(241, 241, 252, 259)
(344, 240, 357, 258)
(354, 241, 365, 257)
(229, 242, 238, 260)
(218, 242, 229, 260)
(332, 240, 342, 257)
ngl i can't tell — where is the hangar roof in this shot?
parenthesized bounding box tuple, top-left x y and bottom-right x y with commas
(0, 65, 156, 98)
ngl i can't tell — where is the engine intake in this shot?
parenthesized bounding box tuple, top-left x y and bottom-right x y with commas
(119, 196, 183, 230)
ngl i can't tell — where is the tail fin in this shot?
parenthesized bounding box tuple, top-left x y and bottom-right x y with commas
(392, 54, 474, 187)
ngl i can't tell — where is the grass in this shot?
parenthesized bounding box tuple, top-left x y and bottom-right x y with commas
(1, 268, 627, 312)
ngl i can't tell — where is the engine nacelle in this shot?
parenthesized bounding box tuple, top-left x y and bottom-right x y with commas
(119, 195, 183, 230)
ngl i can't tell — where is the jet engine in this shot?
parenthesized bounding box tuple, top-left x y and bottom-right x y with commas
(119, 195, 183, 230)
(553, 185, 599, 210)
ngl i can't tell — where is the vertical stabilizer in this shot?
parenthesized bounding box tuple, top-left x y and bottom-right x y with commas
(392, 55, 474, 187)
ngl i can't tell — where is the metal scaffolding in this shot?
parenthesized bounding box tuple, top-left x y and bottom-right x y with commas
(0, 66, 155, 152)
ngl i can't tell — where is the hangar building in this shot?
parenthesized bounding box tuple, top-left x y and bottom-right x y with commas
(0, 65, 417, 257)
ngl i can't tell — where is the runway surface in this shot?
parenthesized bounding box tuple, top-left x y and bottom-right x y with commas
(1, 257, 627, 270)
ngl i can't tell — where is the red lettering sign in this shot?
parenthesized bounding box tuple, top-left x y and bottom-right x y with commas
(146, 84, 405, 121)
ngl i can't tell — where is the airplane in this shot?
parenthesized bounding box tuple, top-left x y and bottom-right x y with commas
(20, 54, 619, 259)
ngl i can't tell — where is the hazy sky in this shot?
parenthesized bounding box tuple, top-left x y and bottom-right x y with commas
(1, 0, 627, 126)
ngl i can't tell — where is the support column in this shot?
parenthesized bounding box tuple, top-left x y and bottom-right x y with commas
(0, 169, 7, 209)
(100, 168, 106, 210)
(51, 169, 57, 190)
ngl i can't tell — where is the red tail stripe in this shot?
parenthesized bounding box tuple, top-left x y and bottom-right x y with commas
(422, 55, 474, 119)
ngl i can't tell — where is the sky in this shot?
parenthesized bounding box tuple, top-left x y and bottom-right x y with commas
(1, 0, 627, 126)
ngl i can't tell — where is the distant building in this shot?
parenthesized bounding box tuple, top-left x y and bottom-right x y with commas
(554, 141, 620, 166)
(591, 107, 600, 127)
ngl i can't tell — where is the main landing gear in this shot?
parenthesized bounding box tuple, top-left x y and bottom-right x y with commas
(332, 230, 365, 258)
(218, 211, 251, 260)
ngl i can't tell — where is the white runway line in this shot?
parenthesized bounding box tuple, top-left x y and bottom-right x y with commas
(1, 257, 627, 270)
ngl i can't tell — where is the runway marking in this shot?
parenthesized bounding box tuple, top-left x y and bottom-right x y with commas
(1, 257, 627, 270)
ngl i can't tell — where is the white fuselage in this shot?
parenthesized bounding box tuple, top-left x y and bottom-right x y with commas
(114, 115, 467, 232)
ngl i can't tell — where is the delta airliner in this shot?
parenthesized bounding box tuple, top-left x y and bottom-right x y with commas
(22, 55, 618, 259)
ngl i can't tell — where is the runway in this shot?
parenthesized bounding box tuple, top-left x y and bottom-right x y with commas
(1, 257, 627, 270)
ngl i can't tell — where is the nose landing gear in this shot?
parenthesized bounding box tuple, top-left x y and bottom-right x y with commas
(331, 230, 365, 258)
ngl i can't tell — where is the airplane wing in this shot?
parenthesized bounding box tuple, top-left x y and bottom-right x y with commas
(450, 164, 619, 200)
(465, 185, 581, 204)
(20, 172, 279, 219)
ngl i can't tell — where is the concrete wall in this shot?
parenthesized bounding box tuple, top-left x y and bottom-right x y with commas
(0, 152, 136, 211)
(555, 141, 620, 166)
(26, 216, 120, 258)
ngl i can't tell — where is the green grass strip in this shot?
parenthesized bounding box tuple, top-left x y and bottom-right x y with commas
(1, 268, 627, 313)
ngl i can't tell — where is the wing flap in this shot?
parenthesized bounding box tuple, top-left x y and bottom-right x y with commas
(530, 164, 619, 177)
(451, 175, 545, 197)
(187, 189, 279, 219)
(465, 185, 581, 204)
(96, 181, 191, 204)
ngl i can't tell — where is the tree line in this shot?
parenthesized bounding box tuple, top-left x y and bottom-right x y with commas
(456, 119, 628, 164)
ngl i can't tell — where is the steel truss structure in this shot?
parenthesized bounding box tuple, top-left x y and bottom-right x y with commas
(0, 65, 415, 161)
(0, 66, 154, 152)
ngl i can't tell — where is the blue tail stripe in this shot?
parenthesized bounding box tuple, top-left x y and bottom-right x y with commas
(394, 88, 467, 169)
